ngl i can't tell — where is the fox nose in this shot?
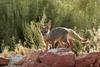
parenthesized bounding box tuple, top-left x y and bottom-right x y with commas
(42, 26, 46, 28)
(41, 31, 48, 36)
(43, 31, 47, 34)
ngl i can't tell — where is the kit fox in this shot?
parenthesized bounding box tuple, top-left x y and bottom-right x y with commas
(40, 21, 86, 50)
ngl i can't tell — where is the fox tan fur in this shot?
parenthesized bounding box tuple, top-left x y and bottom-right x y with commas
(39, 21, 86, 51)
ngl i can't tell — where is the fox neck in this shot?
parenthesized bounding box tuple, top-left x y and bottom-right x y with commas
(43, 30, 50, 42)
(46, 30, 50, 35)
(45, 30, 50, 39)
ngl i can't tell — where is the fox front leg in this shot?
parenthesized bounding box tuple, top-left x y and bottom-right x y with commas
(49, 41, 56, 49)
(45, 40, 55, 51)
(44, 40, 50, 51)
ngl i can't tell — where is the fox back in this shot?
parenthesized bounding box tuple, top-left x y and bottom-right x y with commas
(48, 27, 70, 42)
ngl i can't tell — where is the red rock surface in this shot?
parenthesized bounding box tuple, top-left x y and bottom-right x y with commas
(21, 48, 75, 67)
(22, 61, 39, 67)
(0, 57, 9, 65)
(12, 48, 100, 67)
(75, 52, 100, 67)
(93, 56, 100, 67)
(40, 52, 75, 67)
(36, 63, 49, 67)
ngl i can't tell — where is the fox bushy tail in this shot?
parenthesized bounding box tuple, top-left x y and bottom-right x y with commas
(69, 29, 85, 41)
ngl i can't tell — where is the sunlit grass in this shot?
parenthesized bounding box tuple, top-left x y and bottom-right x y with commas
(2, 46, 9, 58)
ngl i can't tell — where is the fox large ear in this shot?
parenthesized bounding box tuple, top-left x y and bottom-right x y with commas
(48, 20, 52, 29)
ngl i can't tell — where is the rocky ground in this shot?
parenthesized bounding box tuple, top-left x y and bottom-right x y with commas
(0, 48, 100, 67)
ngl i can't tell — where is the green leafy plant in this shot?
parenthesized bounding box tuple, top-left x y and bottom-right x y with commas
(23, 21, 45, 50)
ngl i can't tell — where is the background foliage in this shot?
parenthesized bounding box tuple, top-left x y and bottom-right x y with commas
(0, 0, 100, 50)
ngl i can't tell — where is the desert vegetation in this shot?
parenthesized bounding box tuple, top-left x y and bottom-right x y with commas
(0, 0, 100, 67)
(0, 0, 100, 50)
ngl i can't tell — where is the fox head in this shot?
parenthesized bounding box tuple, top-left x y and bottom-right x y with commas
(39, 20, 51, 36)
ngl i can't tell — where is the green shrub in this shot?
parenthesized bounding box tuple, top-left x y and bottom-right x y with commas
(23, 21, 45, 49)
(0, 0, 100, 50)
